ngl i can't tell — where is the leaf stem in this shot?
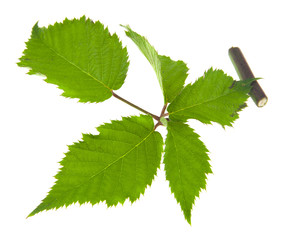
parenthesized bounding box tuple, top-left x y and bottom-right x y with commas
(154, 121, 162, 130)
(112, 91, 160, 121)
(160, 103, 168, 117)
(154, 103, 168, 130)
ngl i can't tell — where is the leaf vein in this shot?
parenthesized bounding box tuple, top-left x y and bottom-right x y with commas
(169, 88, 234, 115)
(38, 35, 112, 91)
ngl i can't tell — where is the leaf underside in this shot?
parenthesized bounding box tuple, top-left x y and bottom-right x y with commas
(18, 16, 129, 103)
(168, 68, 254, 127)
(164, 121, 212, 224)
(28, 115, 163, 217)
(122, 25, 188, 103)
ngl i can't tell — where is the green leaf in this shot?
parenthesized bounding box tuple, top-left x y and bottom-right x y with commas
(164, 121, 212, 225)
(160, 117, 168, 127)
(18, 16, 129, 103)
(167, 68, 254, 127)
(28, 115, 163, 217)
(122, 25, 188, 103)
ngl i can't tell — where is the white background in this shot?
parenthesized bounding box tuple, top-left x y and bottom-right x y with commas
(0, 0, 285, 239)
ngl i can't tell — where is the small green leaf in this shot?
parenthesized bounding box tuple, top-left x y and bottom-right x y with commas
(168, 68, 255, 127)
(28, 115, 163, 217)
(164, 121, 212, 225)
(18, 16, 129, 103)
(122, 25, 188, 103)
(160, 117, 168, 127)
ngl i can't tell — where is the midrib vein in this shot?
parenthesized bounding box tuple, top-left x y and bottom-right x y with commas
(58, 129, 154, 195)
(169, 130, 188, 211)
(86, 129, 154, 182)
(169, 90, 234, 115)
(40, 37, 111, 91)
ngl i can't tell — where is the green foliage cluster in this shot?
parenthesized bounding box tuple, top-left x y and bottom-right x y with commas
(18, 16, 254, 225)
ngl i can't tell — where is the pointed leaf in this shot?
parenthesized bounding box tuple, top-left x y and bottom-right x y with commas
(164, 121, 212, 224)
(122, 25, 188, 103)
(168, 68, 254, 127)
(18, 16, 129, 103)
(28, 115, 163, 217)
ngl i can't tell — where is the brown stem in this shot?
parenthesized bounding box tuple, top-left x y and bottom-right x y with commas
(229, 47, 268, 107)
(154, 104, 169, 130)
(154, 121, 163, 130)
(112, 91, 160, 121)
(160, 103, 168, 117)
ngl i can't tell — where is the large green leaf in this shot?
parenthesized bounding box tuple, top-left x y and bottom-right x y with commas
(164, 121, 212, 224)
(28, 115, 163, 217)
(167, 68, 254, 127)
(122, 25, 188, 103)
(18, 16, 129, 103)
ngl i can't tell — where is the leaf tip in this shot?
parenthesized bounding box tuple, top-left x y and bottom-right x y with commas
(120, 24, 130, 31)
(26, 209, 37, 219)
